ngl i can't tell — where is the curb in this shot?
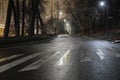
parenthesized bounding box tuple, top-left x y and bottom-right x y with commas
(0, 35, 57, 49)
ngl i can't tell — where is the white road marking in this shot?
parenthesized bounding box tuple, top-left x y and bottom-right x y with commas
(0, 47, 19, 50)
(80, 51, 91, 63)
(112, 52, 120, 57)
(80, 56, 91, 62)
(58, 50, 70, 65)
(96, 48, 105, 59)
(19, 51, 61, 72)
(0, 53, 41, 73)
(107, 48, 120, 57)
(0, 54, 24, 63)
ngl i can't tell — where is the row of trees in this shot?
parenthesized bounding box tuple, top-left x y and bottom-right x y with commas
(3, 0, 47, 38)
(3, 0, 120, 38)
(63, 0, 120, 34)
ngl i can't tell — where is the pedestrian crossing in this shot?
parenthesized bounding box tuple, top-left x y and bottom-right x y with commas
(80, 48, 91, 62)
(79, 48, 120, 62)
(95, 48, 105, 60)
(0, 48, 66, 73)
(19, 51, 61, 72)
(0, 48, 120, 73)
(0, 54, 24, 63)
(105, 48, 120, 57)
(0, 53, 42, 73)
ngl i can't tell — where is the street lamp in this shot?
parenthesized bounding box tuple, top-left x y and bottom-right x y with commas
(64, 19, 67, 22)
(66, 23, 69, 26)
(65, 22, 71, 34)
(59, 11, 63, 16)
(99, 1, 105, 7)
(99, 1, 109, 32)
(59, 11, 64, 19)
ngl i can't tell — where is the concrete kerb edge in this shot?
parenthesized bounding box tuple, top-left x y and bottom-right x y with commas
(22, 35, 57, 44)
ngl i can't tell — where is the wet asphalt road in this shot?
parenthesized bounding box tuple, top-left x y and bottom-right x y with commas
(0, 34, 120, 80)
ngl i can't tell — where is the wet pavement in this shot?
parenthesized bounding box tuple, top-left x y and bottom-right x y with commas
(0, 34, 120, 80)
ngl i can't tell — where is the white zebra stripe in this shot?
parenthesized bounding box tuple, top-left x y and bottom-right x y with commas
(107, 48, 120, 57)
(96, 48, 105, 59)
(80, 56, 91, 62)
(80, 52, 91, 63)
(0, 54, 24, 63)
(19, 51, 61, 72)
(0, 53, 41, 73)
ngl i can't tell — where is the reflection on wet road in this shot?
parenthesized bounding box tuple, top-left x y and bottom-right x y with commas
(0, 35, 120, 80)
(57, 50, 71, 66)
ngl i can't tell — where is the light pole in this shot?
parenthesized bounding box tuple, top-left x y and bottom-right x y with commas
(59, 11, 63, 19)
(51, 0, 55, 34)
(99, 1, 109, 32)
(56, 0, 59, 19)
(50, 0, 53, 25)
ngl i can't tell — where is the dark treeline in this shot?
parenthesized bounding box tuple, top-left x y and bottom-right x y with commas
(3, 0, 46, 38)
(64, 0, 120, 34)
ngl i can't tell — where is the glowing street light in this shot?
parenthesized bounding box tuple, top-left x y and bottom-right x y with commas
(59, 11, 63, 16)
(99, 1, 109, 32)
(66, 23, 69, 26)
(59, 11, 63, 19)
(64, 19, 67, 22)
(99, 1, 105, 7)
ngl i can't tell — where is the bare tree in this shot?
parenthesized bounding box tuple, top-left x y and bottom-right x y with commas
(4, 0, 47, 38)
(64, 0, 96, 34)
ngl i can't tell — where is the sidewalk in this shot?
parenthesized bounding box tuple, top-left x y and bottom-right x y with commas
(90, 31, 120, 42)
(0, 34, 56, 48)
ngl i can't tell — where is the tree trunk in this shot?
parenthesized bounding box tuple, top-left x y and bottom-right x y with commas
(29, 0, 36, 36)
(22, 0, 25, 36)
(14, 0, 20, 37)
(3, 0, 13, 38)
